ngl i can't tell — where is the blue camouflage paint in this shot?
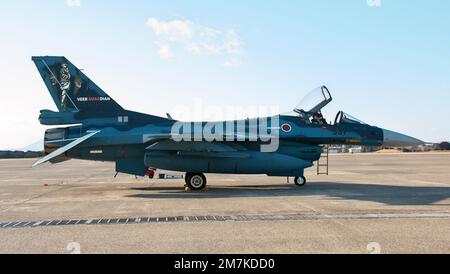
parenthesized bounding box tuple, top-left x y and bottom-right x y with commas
(33, 56, 385, 177)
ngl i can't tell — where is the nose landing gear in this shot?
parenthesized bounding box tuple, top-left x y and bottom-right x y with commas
(185, 173, 207, 191)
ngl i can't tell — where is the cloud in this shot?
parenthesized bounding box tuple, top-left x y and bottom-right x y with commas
(146, 17, 243, 65)
(223, 58, 242, 68)
(157, 44, 173, 59)
(147, 18, 193, 41)
(66, 0, 81, 7)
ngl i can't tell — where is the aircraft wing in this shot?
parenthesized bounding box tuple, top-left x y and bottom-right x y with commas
(146, 139, 250, 158)
(32, 131, 100, 167)
(143, 134, 177, 145)
(143, 132, 277, 146)
(147, 139, 240, 152)
(142, 131, 276, 158)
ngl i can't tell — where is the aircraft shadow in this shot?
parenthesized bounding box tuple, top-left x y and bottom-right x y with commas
(128, 182, 450, 206)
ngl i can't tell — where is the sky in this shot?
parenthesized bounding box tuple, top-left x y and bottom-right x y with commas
(0, 0, 449, 149)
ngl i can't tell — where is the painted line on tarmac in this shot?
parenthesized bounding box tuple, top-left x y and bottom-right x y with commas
(2, 213, 450, 230)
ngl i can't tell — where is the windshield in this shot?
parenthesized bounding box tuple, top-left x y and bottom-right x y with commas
(335, 111, 366, 125)
(295, 86, 332, 114)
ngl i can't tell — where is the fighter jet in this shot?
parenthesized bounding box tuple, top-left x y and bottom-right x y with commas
(32, 56, 424, 190)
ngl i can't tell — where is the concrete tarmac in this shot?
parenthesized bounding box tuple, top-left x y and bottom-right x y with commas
(0, 153, 449, 254)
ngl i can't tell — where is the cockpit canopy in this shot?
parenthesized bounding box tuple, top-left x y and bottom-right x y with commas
(334, 111, 366, 125)
(294, 86, 332, 116)
(292, 86, 367, 126)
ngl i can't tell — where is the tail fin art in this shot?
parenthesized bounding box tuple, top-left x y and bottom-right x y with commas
(32, 56, 124, 113)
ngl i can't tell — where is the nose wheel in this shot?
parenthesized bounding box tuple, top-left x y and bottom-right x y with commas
(185, 173, 207, 191)
(294, 176, 307, 187)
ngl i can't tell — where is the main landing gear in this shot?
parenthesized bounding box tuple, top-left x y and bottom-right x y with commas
(294, 176, 307, 187)
(184, 173, 306, 190)
(287, 176, 307, 187)
(185, 173, 207, 191)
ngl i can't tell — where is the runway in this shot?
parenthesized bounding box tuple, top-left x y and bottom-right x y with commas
(0, 153, 449, 253)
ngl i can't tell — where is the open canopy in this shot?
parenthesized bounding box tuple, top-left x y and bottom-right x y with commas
(294, 86, 332, 115)
(292, 86, 333, 123)
(290, 86, 367, 126)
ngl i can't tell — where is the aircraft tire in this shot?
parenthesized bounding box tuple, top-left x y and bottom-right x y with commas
(185, 173, 207, 191)
(294, 176, 307, 187)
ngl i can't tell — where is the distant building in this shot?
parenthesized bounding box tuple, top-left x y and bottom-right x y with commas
(349, 147, 363, 154)
(329, 147, 343, 154)
(436, 142, 450, 151)
(328, 145, 380, 154)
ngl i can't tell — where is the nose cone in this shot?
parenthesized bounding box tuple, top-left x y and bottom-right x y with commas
(382, 129, 424, 147)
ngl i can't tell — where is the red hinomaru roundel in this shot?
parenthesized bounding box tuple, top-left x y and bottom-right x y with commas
(281, 123, 292, 133)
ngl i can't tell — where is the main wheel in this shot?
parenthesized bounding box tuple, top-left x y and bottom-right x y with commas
(185, 173, 207, 191)
(294, 176, 307, 187)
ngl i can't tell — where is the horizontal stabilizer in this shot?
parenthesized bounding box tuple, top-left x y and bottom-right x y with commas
(32, 131, 100, 167)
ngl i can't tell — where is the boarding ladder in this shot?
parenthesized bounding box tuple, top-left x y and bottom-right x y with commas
(317, 145, 329, 176)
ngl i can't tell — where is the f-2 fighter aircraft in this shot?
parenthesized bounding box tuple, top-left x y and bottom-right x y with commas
(32, 56, 424, 190)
